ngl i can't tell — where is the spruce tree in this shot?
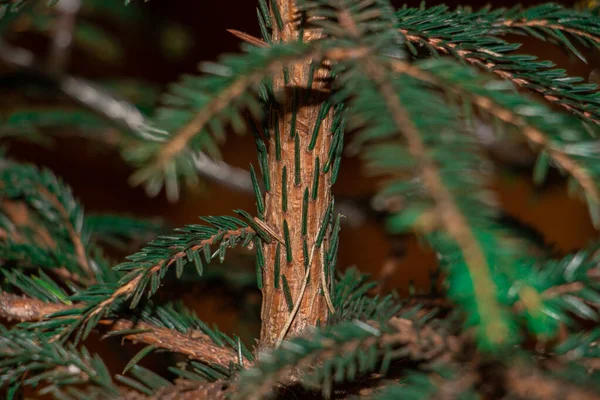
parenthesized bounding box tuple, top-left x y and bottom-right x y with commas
(2, 0, 600, 398)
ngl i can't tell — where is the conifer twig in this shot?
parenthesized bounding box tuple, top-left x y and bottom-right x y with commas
(86, 226, 255, 322)
(36, 185, 94, 278)
(372, 65, 506, 344)
(0, 198, 95, 286)
(0, 293, 239, 367)
(398, 29, 600, 124)
(390, 60, 600, 205)
(146, 49, 323, 175)
(332, 1, 508, 343)
(499, 19, 600, 46)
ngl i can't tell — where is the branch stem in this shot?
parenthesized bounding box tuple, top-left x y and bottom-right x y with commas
(0, 293, 238, 368)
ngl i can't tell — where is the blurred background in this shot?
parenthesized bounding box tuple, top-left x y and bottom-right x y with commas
(0, 0, 597, 380)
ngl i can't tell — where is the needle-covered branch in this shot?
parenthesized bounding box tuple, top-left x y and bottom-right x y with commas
(235, 315, 458, 400)
(495, 3, 600, 61)
(0, 164, 116, 285)
(0, 323, 121, 399)
(396, 4, 600, 123)
(300, 0, 517, 348)
(65, 215, 258, 344)
(127, 42, 328, 200)
(390, 58, 600, 225)
(348, 67, 514, 348)
(0, 292, 242, 369)
(0, 319, 232, 399)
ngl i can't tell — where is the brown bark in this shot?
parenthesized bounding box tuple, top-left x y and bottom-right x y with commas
(259, 0, 334, 347)
(0, 293, 239, 368)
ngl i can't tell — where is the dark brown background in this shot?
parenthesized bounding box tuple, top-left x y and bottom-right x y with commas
(3, 0, 598, 377)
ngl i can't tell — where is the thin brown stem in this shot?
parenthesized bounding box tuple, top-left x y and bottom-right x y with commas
(0, 293, 239, 368)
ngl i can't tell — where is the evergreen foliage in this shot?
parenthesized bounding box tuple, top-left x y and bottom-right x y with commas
(2, 0, 600, 399)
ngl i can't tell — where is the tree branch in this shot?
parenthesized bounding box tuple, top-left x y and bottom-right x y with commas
(398, 29, 600, 124)
(87, 225, 255, 321)
(0, 293, 239, 368)
(390, 60, 600, 205)
(499, 19, 600, 46)
(36, 185, 94, 278)
(362, 58, 508, 345)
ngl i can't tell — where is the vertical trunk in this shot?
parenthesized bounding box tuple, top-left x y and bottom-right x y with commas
(259, 0, 334, 348)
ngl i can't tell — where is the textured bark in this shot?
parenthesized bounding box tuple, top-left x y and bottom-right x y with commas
(0, 293, 239, 368)
(259, 0, 334, 347)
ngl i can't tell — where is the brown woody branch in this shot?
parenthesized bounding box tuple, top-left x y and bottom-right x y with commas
(0, 293, 239, 368)
(0, 292, 68, 321)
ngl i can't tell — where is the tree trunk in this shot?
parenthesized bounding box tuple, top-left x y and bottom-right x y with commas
(259, 0, 334, 348)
